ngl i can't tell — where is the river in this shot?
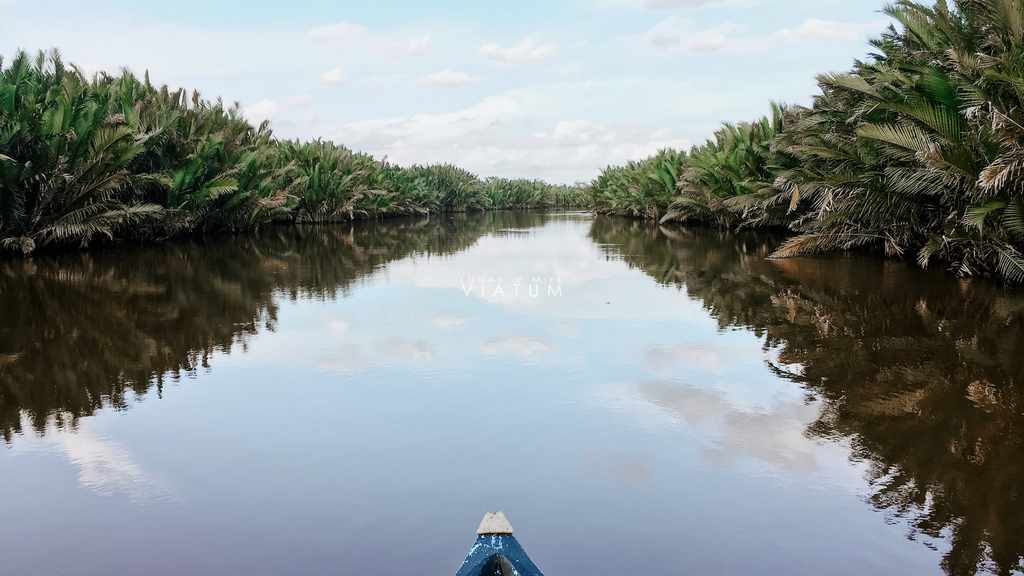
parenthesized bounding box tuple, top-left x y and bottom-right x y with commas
(1, 212, 1021, 575)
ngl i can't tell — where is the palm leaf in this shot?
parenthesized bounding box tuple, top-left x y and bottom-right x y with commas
(994, 244, 1024, 283)
(857, 122, 935, 155)
(1002, 197, 1024, 238)
(963, 200, 1006, 232)
(979, 149, 1024, 193)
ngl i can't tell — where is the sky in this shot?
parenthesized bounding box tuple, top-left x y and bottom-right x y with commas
(1, 0, 892, 183)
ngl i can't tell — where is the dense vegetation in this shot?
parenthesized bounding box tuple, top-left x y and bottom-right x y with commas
(591, 0, 1024, 282)
(0, 51, 586, 255)
(588, 148, 685, 221)
(0, 211, 548, 440)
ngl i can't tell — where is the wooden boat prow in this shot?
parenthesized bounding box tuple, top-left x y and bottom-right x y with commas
(455, 512, 544, 576)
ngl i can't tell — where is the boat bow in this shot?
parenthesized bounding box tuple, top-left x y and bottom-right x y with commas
(455, 512, 544, 576)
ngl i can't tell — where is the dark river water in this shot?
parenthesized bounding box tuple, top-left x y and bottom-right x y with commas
(1, 212, 1022, 576)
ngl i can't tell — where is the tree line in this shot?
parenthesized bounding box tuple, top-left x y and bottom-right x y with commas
(591, 1, 1024, 282)
(0, 51, 586, 255)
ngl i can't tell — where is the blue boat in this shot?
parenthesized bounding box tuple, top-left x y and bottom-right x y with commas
(456, 512, 544, 576)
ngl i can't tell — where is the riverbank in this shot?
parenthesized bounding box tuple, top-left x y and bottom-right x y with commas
(589, 1, 1024, 283)
(6, 2, 1024, 282)
(0, 50, 587, 256)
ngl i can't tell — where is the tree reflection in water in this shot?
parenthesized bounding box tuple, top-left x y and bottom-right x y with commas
(2, 213, 1021, 575)
(0, 212, 548, 442)
(590, 216, 1024, 576)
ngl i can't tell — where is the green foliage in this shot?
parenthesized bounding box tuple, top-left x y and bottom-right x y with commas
(0, 50, 587, 254)
(767, 0, 1024, 280)
(484, 177, 589, 210)
(589, 148, 685, 220)
(595, 0, 1024, 282)
(405, 164, 488, 212)
(0, 51, 166, 253)
(665, 103, 798, 229)
(279, 140, 377, 222)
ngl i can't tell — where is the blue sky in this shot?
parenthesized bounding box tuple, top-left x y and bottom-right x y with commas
(2, 0, 891, 182)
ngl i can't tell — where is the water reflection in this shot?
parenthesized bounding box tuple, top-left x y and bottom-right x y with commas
(634, 379, 820, 473)
(590, 217, 1024, 576)
(8, 417, 177, 503)
(0, 213, 1021, 575)
(0, 212, 548, 442)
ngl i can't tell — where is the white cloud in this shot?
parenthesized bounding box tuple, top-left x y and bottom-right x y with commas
(320, 66, 345, 85)
(552, 120, 608, 142)
(327, 319, 349, 337)
(333, 89, 691, 183)
(481, 336, 552, 360)
(354, 74, 410, 88)
(645, 344, 728, 374)
(645, 17, 742, 52)
(407, 34, 432, 55)
(60, 428, 176, 502)
(628, 380, 822, 473)
(307, 21, 368, 42)
(775, 18, 888, 42)
(9, 417, 176, 503)
(338, 94, 524, 148)
(645, 0, 720, 6)
(480, 38, 557, 64)
(419, 69, 476, 88)
(243, 99, 278, 124)
(433, 314, 469, 328)
(306, 317, 437, 373)
(598, 0, 743, 9)
(644, 16, 884, 53)
(349, 101, 677, 180)
(687, 23, 739, 52)
(536, 120, 618, 145)
(454, 133, 690, 183)
(286, 94, 314, 107)
(377, 338, 435, 362)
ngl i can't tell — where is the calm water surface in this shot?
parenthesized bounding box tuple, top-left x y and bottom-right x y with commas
(1, 213, 1022, 576)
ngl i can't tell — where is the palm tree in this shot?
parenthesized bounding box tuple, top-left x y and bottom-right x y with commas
(600, 0, 1024, 282)
(2, 50, 585, 255)
(0, 51, 165, 254)
(661, 103, 798, 228)
(590, 148, 685, 220)
(771, 0, 1024, 281)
